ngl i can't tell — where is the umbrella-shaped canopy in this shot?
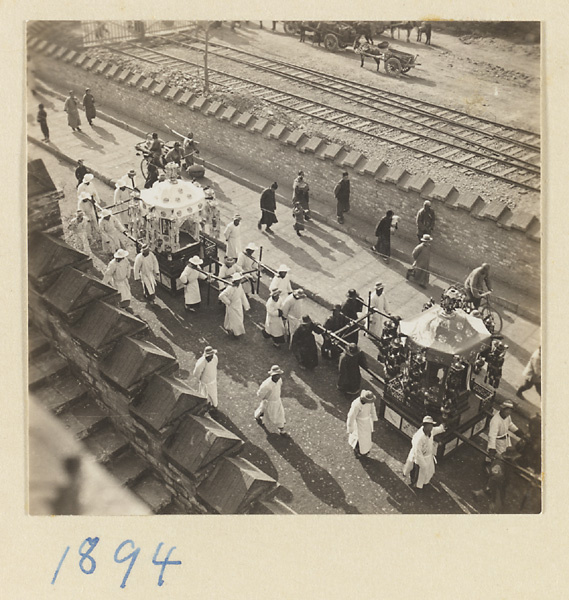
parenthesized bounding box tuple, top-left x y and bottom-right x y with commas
(400, 305, 491, 364)
(140, 178, 206, 220)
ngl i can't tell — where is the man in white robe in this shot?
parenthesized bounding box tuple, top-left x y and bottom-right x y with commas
(280, 288, 307, 346)
(223, 214, 243, 260)
(254, 365, 287, 435)
(68, 210, 91, 255)
(193, 346, 219, 411)
(487, 400, 521, 459)
(367, 281, 390, 338)
(179, 256, 208, 312)
(218, 273, 250, 337)
(236, 242, 259, 296)
(77, 173, 102, 207)
(346, 390, 378, 458)
(133, 244, 160, 304)
(77, 191, 100, 241)
(113, 177, 131, 206)
(102, 248, 132, 309)
(403, 416, 445, 489)
(99, 209, 127, 257)
(218, 256, 239, 291)
(264, 289, 285, 347)
(269, 264, 293, 296)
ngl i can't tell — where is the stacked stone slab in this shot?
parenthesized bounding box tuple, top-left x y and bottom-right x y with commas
(28, 232, 295, 514)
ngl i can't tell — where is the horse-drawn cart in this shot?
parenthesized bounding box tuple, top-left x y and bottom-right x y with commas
(356, 41, 419, 76)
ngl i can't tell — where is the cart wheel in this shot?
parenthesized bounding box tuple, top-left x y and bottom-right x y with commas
(140, 157, 148, 179)
(283, 22, 298, 35)
(324, 33, 339, 52)
(401, 66, 411, 74)
(385, 57, 402, 76)
(481, 305, 503, 334)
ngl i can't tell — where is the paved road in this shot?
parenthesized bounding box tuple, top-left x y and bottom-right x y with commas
(27, 85, 541, 513)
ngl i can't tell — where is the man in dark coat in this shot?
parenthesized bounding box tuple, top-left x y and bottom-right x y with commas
(74, 159, 89, 188)
(337, 343, 367, 395)
(258, 182, 279, 233)
(291, 315, 319, 370)
(416, 200, 436, 241)
(334, 172, 351, 224)
(406, 234, 432, 288)
(37, 104, 49, 142)
(82, 88, 96, 126)
(342, 289, 365, 344)
(321, 304, 349, 361)
(371, 210, 396, 262)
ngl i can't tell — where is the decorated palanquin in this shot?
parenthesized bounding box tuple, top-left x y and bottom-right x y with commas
(378, 292, 501, 459)
(138, 163, 219, 293)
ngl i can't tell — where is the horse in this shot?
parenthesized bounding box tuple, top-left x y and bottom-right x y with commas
(416, 22, 432, 45)
(353, 39, 389, 71)
(389, 21, 417, 42)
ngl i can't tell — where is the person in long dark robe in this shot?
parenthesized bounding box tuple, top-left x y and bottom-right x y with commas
(372, 210, 395, 261)
(341, 289, 365, 344)
(37, 104, 49, 142)
(337, 343, 367, 395)
(321, 304, 349, 361)
(64, 91, 81, 131)
(74, 160, 89, 187)
(406, 235, 432, 288)
(82, 88, 96, 126)
(291, 315, 319, 370)
(258, 182, 279, 233)
(334, 171, 351, 224)
(292, 171, 311, 220)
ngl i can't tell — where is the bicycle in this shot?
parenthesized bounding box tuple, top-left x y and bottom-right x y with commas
(445, 285, 503, 334)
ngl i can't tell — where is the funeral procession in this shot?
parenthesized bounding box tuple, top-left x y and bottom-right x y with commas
(27, 20, 541, 516)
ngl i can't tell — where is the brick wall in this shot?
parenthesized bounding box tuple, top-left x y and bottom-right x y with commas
(33, 53, 540, 297)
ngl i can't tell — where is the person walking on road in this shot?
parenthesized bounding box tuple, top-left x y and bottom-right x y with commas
(218, 256, 239, 291)
(236, 242, 259, 296)
(264, 289, 286, 348)
(179, 256, 208, 312)
(281, 288, 307, 345)
(292, 202, 305, 237)
(77, 173, 102, 208)
(292, 171, 311, 220)
(68, 210, 91, 255)
(74, 159, 89, 187)
(403, 415, 446, 489)
(342, 289, 365, 345)
(223, 214, 243, 260)
(337, 343, 367, 395)
(367, 282, 390, 339)
(193, 346, 219, 413)
(99, 208, 127, 257)
(406, 234, 432, 288)
(113, 178, 131, 206)
(133, 244, 160, 305)
(371, 210, 397, 262)
(487, 400, 524, 461)
(347, 390, 378, 459)
(82, 88, 97, 126)
(334, 171, 351, 224)
(269, 264, 293, 297)
(102, 249, 132, 311)
(77, 191, 100, 242)
(36, 104, 50, 142)
(321, 304, 349, 362)
(218, 273, 250, 338)
(254, 365, 288, 436)
(64, 90, 82, 132)
(291, 315, 319, 370)
(516, 347, 541, 400)
(464, 263, 493, 310)
(258, 182, 278, 234)
(416, 200, 435, 241)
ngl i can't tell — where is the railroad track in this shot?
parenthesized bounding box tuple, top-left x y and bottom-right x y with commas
(111, 36, 541, 193)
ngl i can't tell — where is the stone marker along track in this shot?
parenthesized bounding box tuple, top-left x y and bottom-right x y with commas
(109, 35, 541, 195)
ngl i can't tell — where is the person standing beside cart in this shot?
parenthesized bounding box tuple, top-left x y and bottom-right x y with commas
(179, 256, 208, 313)
(133, 244, 160, 305)
(403, 415, 446, 490)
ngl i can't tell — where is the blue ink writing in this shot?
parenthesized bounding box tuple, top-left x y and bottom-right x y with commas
(152, 543, 182, 587)
(78, 537, 100, 574)
(114, 539, 140, 589)
(51, 545, 70, 585)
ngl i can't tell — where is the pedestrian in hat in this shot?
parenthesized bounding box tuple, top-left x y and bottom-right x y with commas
(179, 256, 208, 312)
(487, 401, 524, 461)
(371, 210, 397, 262)
(292, 171, 311, 221)
(334, 171, 350, 224)
(337, 343, 367, 395)
(254, 365, 288, 435)
(416, 200, 436, 241)
(165, 141, 183, 166)
(223, 214, 243, 260)
(193, 346, 219, 412)
(367, 282, 391, 339)
(82, 88, 96, 126)
(68, 210, 91, 255)
(263, 289, 286, 347)
(291, 315, 319, 370)
(64, 90, 82, 132)
(113, 178, 131, 206)
(218, 272, 250, 337)
(236, 242, 259, 296)
(269, 264, 293, 296)
(99, 208, 127, 257)
(258, 182, 278, 233)
(74, 159, 89, 187)
(182, 131, 199, 170)
(76, 191, 100, 242)
(134, 244, 160, 304)
(281, 288, 307, 345)
(347, 390, 378, 459)
(342, 289, 365, 345)
(36, 103, 49, 142)
(102, 249, 132, 310)
(292, 201, 305, 237)
(321, 304, 349, 362)
(403, 416, 446, 489)
(77, 173, 102, 208)
(218, 255, 239, 291)
(406, 234, 432, 289)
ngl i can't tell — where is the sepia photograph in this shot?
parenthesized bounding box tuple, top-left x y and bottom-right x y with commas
(26, 19, 541, 517)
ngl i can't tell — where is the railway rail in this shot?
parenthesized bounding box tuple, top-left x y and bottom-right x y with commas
(110, 35, 541, 193)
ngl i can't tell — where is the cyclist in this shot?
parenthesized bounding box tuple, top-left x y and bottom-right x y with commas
(464, 263, 493, 309)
